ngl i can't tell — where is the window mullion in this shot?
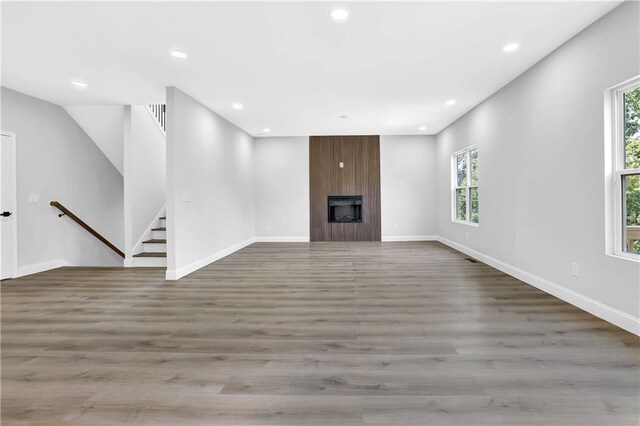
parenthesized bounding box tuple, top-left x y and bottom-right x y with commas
(468, 149, 473, 224)
(614, 89, 624, 172)
(620, 168, 640, 176)
(466, 186, 471, 223)
(467, 150, 472, 187)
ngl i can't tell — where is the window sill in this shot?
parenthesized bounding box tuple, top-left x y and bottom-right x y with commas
(607, 252, 640, 263)
(452, 220, 479, 228)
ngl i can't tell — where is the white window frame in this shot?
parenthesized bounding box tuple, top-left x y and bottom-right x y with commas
(451, 145, 479, 227)
(606, 76, 640, 261)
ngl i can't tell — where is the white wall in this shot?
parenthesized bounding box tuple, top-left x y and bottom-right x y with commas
(64, 105, 125, 175)
(435, 1, 640, 332)
(381, 135, 437, 240)
(254, 137, 309, 241)
(166, 87, 254, 279)
(252, 135, 439, 241)
(125, 105, 166, 257)
(1, 87, 124, 274)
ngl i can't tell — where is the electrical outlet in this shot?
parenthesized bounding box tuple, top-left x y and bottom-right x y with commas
(571, 262, 579, 277)
(266, 224, 271, 232)
(339, 162, 344, 168)
(211, 238, 216, 248)
(29, 194, 39, 203)
(465, 231, 469, 239)
(393, 224, 399, 231)
(182, 192, 191, 202)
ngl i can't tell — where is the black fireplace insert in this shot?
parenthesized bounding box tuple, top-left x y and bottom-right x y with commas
(328, 196, 363, 223)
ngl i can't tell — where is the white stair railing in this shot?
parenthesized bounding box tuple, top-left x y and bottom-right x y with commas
(146, 104, 166, 136)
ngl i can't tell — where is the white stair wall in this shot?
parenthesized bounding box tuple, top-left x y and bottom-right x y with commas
(64, 105, 125, 175)
(125, 105, 167, 268)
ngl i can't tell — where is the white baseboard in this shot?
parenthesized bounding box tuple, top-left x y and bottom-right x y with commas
(254, 236, 310, 243)
(17, 259, 70, 278)
(166, 238, 255, 280)
(382, 235, 438, 242)
(436, 236, 640, 336)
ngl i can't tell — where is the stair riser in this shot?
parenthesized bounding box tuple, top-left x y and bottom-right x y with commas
(152, 230, 166, 239)
(132, 257, 167, 267)
(143, 242, 166, 252)
(158, 218, 166, 228)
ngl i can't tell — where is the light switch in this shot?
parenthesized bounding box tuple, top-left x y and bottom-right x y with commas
(182, 192, 191, 202)
(339, 162, 344, 168)
(29, 194, 39, 203)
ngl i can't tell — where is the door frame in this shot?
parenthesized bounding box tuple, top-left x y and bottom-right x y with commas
(1, 130, 18, 279)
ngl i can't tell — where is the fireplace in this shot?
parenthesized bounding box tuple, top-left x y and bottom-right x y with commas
(328, 196, 363, 223)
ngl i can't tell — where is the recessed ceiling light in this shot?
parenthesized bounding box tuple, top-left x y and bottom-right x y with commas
(419, 126, 427, 131)
(340, 115, 348, 119)
(71, 80, 88, 89)
(445, 99, 456, 106)
(232, 103, 243, 110)
(262, 128, 271, 133)
(503, 43, 519, 53)
(330, 8, 349, 21)
(170, 49, 187, 59)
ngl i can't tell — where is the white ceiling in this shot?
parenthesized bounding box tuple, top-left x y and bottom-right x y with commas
(1, 1, 621, 136)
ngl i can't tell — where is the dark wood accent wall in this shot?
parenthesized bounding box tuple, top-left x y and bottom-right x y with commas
(309, 138, 333, 242)
(309, 136, 381, 242)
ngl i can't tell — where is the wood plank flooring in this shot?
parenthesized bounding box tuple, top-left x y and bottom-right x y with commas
(2, 242, 638, 425)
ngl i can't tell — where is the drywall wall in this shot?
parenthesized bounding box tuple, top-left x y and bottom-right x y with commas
(1, 87, 124, 273)
(166, 87, 254, 279)
(381, 135, 438, 240)
(254, 136, 309, 241)
(435, 1, 640, 332)
(253, 135, 439, 241)
(64, 105, 125, 175)
(125, 105, 166, 256)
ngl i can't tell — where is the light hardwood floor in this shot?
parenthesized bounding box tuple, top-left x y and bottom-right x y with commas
(2, 242, 639, 425)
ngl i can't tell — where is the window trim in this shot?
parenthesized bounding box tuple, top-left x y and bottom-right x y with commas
(451, 145, 479, 227)
(607, 76, 640, 261)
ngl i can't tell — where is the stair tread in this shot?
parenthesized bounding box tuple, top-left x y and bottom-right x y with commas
(151, 227, 166, 231)
(143, 239, 166, 244)
(134, 252, 167, 258)
(159, 216, 166, 220)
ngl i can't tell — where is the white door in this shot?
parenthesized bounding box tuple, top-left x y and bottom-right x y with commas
(0, 131, 16, 280)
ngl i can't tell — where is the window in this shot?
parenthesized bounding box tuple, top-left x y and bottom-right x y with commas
(452, 146, 479, 225)
(610, 77, 640, 258)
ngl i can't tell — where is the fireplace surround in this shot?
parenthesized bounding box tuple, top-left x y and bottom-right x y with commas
(309, 135, 380, 241)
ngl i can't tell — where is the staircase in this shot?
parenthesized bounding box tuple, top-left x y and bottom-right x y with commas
(133, 215, 167, 267)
